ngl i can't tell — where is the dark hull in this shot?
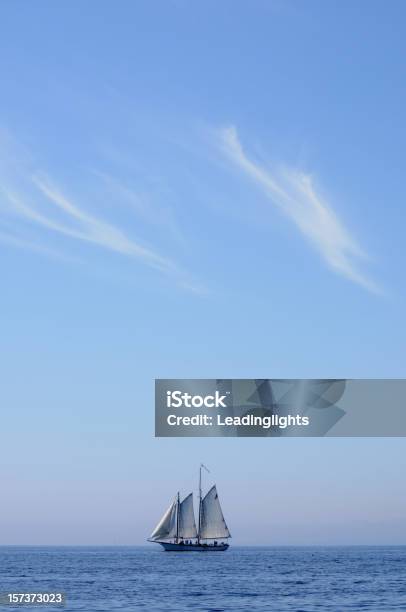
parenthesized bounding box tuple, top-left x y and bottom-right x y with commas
(157, 541, 229, 552)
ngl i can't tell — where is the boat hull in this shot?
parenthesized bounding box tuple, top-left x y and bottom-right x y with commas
(157, 541, 229, 552)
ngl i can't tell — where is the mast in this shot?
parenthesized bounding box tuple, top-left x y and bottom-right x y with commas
(198, 466, 202, 544)
(198, 464, 210, 543)
(176, 492, 180, 543)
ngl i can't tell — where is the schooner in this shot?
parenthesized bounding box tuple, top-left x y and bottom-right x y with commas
(148, 465, 231, 551)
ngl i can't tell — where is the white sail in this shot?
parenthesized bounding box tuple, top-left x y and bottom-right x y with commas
(178, 493, 197, 539)
(149, 498, 177, 541)
(199, 485, 231, 539)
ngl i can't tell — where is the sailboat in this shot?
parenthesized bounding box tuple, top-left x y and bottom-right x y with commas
(148, 464, 231, 551)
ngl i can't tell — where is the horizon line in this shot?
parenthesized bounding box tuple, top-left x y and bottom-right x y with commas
(1, 543, 405, 548)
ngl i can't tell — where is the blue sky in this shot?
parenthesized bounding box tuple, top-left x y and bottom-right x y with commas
(0, 0, 406, 544)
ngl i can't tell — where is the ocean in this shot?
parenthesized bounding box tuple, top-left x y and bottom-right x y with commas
(1, 546, 405, 611)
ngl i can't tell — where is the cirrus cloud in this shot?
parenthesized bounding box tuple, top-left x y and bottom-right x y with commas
(218, 126, 380, 294)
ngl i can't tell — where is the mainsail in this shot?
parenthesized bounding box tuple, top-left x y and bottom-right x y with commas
(199, 485, 231, 539)
(178, 493, 197, 539)
(149, 498, 177, 541)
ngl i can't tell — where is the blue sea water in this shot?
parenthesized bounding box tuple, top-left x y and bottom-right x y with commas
(0, 546, 405, 611)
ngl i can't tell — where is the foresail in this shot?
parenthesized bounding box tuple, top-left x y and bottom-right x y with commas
(179, 493, 197, 539)
(150, 498, 177, 541)
(199, 485, 231, 539)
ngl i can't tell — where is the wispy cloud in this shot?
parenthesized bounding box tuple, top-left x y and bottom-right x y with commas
(92, 169, 184, 243)
(218, 126, 380, 294)
(2, 177, 177, 275)
(0, 132, 204, 293)
(0, 228, 75, 262)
